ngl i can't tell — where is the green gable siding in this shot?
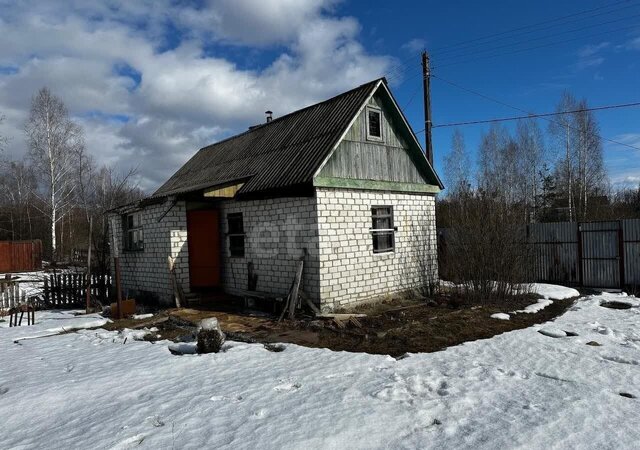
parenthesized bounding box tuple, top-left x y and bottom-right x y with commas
(317, 90, 439, 190)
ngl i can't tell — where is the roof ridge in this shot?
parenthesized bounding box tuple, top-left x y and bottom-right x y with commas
(152, 77, 386, 198)
(198, 77, 385, 152)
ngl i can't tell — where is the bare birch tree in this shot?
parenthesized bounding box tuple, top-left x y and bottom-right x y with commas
(477, 123, 523, 204)
(443, 129, 471, 197)
(549, 92, 607, 221)
(0, 160, 37, 240)
(25, 87, 84, 259)
(477, 123, 507, 196)
(573, 98, 607, 219)
(515, 118, 546, 219)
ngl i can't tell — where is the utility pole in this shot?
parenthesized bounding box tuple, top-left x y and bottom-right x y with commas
(422, 51, 434, 166)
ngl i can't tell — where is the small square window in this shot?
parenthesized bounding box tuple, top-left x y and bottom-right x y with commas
(371, 206, 395, 253)
(123, 211, 144, 251)
(366, 107, 383, 141)
(227, 213, 245, 257)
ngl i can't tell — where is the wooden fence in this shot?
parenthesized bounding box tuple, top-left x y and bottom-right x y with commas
(44, 273, 112, 308)
(0, 282, 32, 312)
(0, 240, 43, 272)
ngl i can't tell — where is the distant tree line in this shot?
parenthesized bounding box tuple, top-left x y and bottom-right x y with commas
(0, 88, 143, 266)
(438, 91, 639, 227)
(436, 91, 639, 298)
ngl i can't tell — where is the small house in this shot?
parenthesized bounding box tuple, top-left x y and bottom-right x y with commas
(109, 78, 443, 311)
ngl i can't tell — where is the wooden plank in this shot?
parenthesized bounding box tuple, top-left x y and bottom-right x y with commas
(288, 260, 304, 320)
(316, 313, 367, 319)
(299, 291, 321, 315)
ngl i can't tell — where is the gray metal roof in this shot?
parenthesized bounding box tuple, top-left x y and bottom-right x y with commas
(153, 79, 382, 198)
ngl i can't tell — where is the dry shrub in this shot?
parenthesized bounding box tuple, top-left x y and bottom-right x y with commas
(442, 192, 531, 303)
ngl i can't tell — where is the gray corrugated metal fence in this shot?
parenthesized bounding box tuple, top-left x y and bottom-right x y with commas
(623, 219, 640, 285)
(528, 222, 579, 284)
(528, 219, 640, 289)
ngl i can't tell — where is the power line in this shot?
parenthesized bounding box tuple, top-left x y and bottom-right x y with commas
(386, 59, 420, 82)
(430, 0, 636, 54)
(387, 0, 638, 80)
(431, 12, 640, 65)
(430, 102, 640, 128)
(403, 83, 423, 109)
(422, 74, 640, 151)
(431, 23, 640, 69)
(431, 1, 639, 58)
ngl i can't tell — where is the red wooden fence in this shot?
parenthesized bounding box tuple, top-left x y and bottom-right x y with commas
(0, 240, 43, 272)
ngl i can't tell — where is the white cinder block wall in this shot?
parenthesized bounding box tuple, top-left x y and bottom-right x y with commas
(218, 197, 320, 304)
(110, 189, 437, 311)
(109, 199, 190, 304)
(315, 188, 438, 310)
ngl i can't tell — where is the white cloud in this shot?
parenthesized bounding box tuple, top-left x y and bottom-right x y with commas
(0, 0, 392, 191)
(578, 42, 610, 58)
(401, 38, 426, 53)
(623, 36, 640, 51)
(574, 42, 609, 71)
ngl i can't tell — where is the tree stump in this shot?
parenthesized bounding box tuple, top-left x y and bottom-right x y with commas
(196, 318, 225, 354)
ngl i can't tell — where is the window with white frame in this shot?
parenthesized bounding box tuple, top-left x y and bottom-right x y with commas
(366, 106, 383, 141)
(371, 206, 395, 253)
(123, 211, 144, 251)
(227, 213, 245, 257)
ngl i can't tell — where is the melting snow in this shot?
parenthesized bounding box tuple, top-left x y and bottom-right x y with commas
(529, 283, 580, 300)
(1, 291, 639, 449)
(490, 313, 510, 320)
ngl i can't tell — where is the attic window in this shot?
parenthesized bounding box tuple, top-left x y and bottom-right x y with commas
(366, 106, 383, 141)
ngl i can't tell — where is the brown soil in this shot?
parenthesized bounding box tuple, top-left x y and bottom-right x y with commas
(103, 292, 578, 357)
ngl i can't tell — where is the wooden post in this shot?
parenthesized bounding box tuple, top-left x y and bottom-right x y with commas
(114, 257, 123, 319)
(86, 217, 93, 313)
(44, 277, 49, 305)
(288, 259, 304, 320)
(422, 51, 434, 166)
(618, 220, 625, 289)
(577, 223, 583, 286)
(110, 217, 123, 319)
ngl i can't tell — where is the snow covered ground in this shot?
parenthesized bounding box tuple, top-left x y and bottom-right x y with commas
(1, 291, 640, 449)
(529, 283, 580, 300)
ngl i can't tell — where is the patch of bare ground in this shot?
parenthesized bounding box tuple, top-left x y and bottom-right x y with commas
(103, 292, 577, 357)
(312, 294, 576, 356)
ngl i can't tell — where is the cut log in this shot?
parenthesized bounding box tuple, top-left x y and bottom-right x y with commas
(196, 318, 226, 354)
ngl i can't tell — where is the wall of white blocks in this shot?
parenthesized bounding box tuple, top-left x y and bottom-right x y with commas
(218, 196, 320, 303)
(108, 200, 190, 305)
(109, 189, 437, 311)
(315, 188, 438, 310)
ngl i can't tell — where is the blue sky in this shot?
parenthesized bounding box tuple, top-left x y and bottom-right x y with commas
(0, 0, 638, 191)
(337, 0, 640, 188)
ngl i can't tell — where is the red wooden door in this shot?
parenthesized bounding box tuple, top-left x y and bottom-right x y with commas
(187, 210, 221, 289)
